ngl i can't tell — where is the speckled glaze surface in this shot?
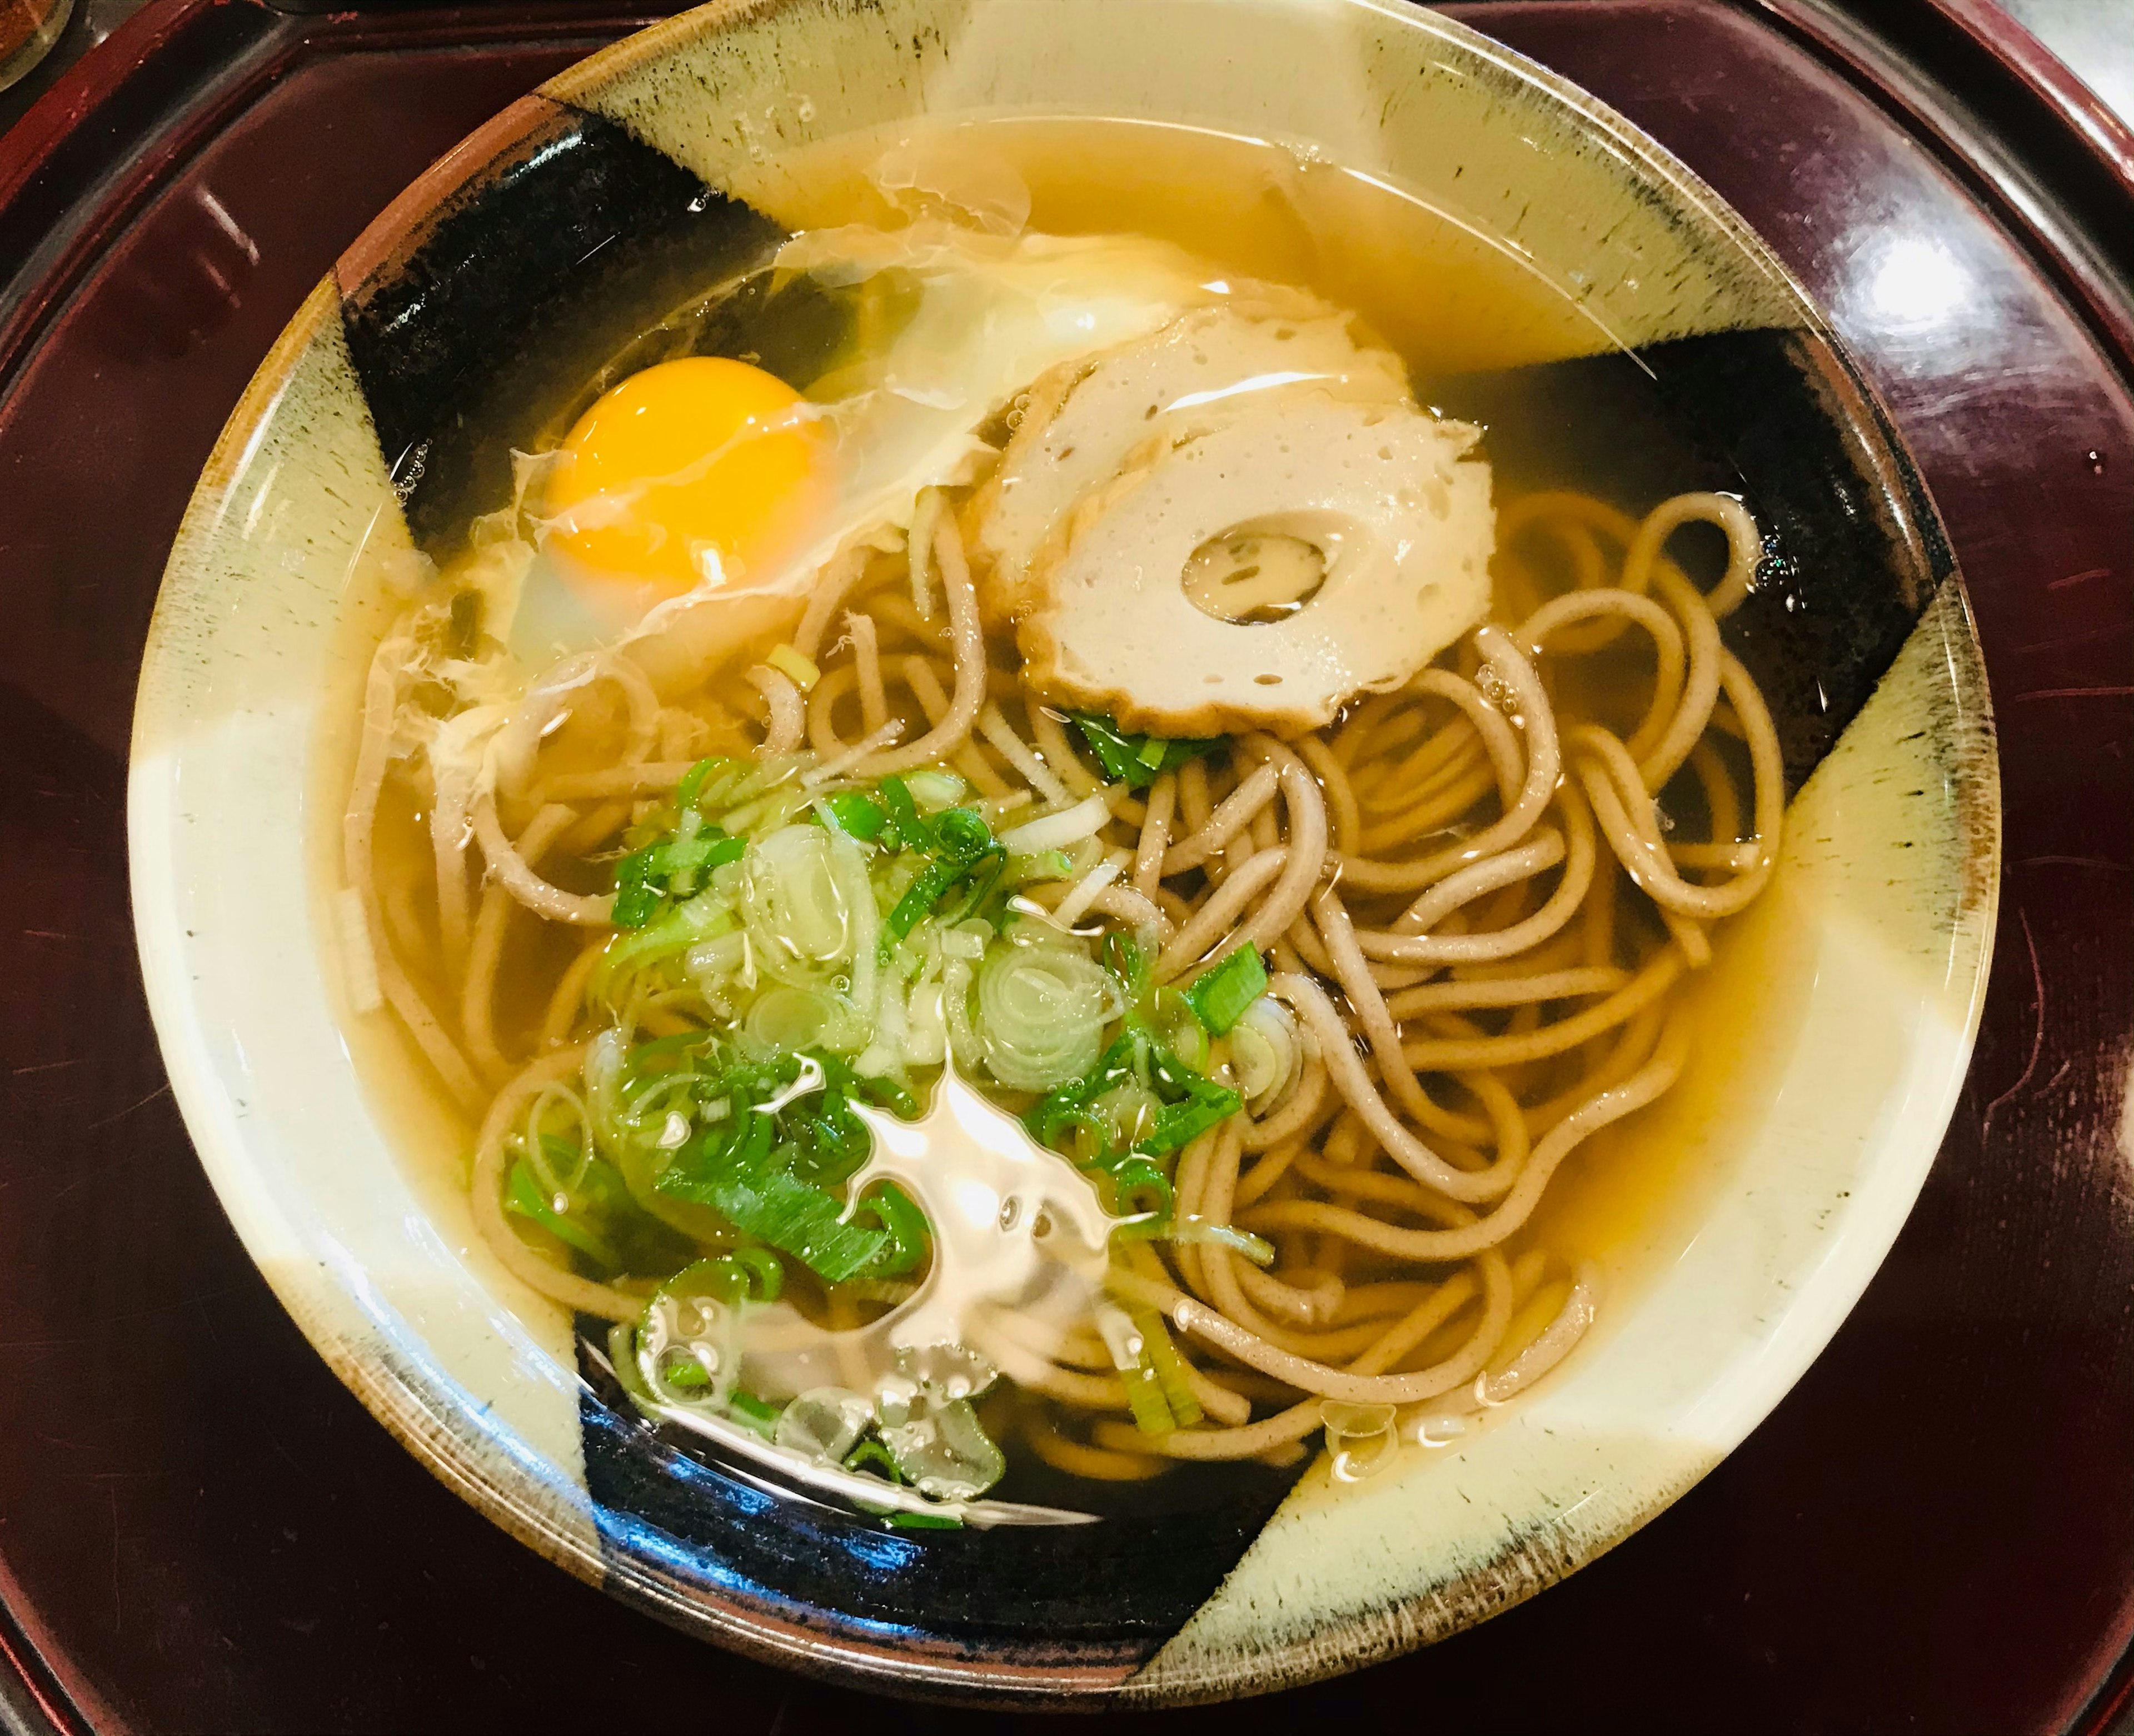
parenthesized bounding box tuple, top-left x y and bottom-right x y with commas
(119, 0, 1998, 1706)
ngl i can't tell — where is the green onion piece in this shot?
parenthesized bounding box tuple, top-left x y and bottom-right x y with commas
(727, 1390, 782, 1438)
(1149, 985, 1210, 1070)
(844, 1438, 908, 1483)
(609, 822, 745, 929)
(1183, 944, 1268, 1036)
(846, 1069, 920, 1117)
(1025, 1013, 1241, 1165)
(729, 1245, 785, 1303)
(655, 1255, 754, 1314)
(903, 769, 966, 812)
(1109, 1156, 1174, 1222)
(674, 756, 722, 814)
(846, 1181, 931, 1278)
(821, 790, 888, 841)
(931, 804, 993, 862)
(1132, 1306, 1203, 1427)
(885, 856, 965, 942)
(503, 1159, 618, 1268)
(592, 892, 734, 997)
(1070, 713, 1222, 790)
(653, 1124, 889, 1284)
(887, 1510, 965, 1530)
(607, 1321, 656, 1405)
(877, 775, 930, 850)
(1140, 1076, 1241, 1156)
(945, 847, 1009, 928)
(529, 1144, 698, 1276)
(1008, 849, 1074, 884)
(1120, 1356, 1174, 1435)
(1101, 931, 1152, 1004)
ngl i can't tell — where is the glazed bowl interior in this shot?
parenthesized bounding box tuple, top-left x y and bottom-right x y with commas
(128, 0, 1998, 1704)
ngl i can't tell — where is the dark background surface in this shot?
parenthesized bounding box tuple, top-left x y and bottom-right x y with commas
(0, 1, 2130, 1732)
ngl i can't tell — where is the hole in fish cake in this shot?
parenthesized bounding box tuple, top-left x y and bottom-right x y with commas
(1183, 523, 1328, 623)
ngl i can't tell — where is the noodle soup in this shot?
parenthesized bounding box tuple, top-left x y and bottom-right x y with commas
(327, 118, 1795, 1525)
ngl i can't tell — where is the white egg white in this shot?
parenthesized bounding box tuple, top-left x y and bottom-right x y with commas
(504, 221, 1224, 665)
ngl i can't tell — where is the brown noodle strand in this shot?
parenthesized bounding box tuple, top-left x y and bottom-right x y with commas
(364, 481, 1784, 1488)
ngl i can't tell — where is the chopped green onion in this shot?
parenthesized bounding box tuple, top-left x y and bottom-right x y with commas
(1149, 985, 1209, 1070)
(1096, 1304, 1176, 1435)
(932, 805, 993, 861)
(1183, 944, 1268, 1036)
(880, 1395, 1005, 1498)
(877, 775, 929, 849)
(1107, 1156, 1173, 1221)
(1071, 713, 1221, 790)
(946, 847, 1009, 929)
(675, 756, 726, 814)
(610, 828, 745, 930)
(1008, 849, 1074, 884)
(639, 1047, 929, 1284)
(655, 1124, 889, 1283)
(1120, 1355, 1173, 1435)
(1133, 1306, 1203, 1426)
(903, 769, 966, 813)
(505, 1159, 617, 1268)
(1025, 1019, 1241, 1168)
(886, 856, 965, 942)
(843, 1438, 908, 1483)
(727, 1390, 782, 1437)
(820, 790, 888, 841)
(729, 1244, 786, 1303)
(1101, 931, 1152, 1004)
(887, 1510, 965, 1530)
(592, 891, 733, 996)
(607, 1321, 656, 1405)
(847, 1181, 930, 1277)
(879, 805, 998, 950)
(1139, 1074, 1240, 1156)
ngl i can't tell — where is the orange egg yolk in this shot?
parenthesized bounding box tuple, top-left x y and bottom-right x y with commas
(544, 357, 830, 595)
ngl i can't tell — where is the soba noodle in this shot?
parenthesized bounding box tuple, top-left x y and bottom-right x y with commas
(343, 475, 1779, 1499)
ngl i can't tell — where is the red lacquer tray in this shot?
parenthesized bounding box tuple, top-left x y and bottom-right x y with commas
(0, 1, 2128, 1730)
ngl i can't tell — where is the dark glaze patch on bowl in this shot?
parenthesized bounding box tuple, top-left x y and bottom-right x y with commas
(1430, 326, 1952, 794)
(340, 101, 782, 550)
(574, 1329, 1306, 1669)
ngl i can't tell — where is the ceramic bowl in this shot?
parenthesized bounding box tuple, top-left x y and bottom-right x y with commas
(128, 0, 1998, 1704)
